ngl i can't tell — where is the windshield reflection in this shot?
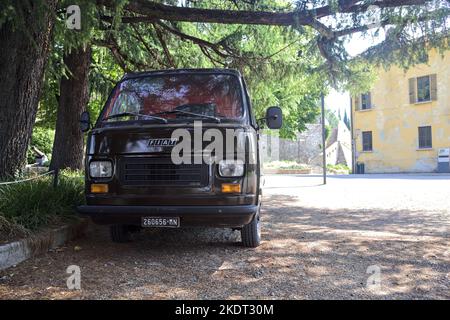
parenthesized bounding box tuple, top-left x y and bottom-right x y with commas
(103, 74, 244, 123)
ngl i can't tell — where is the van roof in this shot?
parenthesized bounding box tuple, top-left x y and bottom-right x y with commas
(122, 68, 242, 81)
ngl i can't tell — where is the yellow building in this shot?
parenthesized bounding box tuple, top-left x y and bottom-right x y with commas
(351, 49, 450, 173)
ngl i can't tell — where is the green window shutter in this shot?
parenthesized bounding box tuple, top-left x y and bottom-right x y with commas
(430, 74, 437, 101)
(354, 95, 360, 111)
(409, 77, 416, 104)
(367, 92, 372, 108)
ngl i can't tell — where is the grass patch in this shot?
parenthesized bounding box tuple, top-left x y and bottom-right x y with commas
(0, 170, 85, 242)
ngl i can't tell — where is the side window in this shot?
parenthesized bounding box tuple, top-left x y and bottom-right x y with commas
(111, 91, 141, 115)
(362, 131, 373, 152)
(354, 92, 371, 111)
(417, 76, 431, 102)
(360, 92, 371, 110)
(409, 74, 437, 104)
(241, 78, 255, 126)
(418, 126, 432, 149)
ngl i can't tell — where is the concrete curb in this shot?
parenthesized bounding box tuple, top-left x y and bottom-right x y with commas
(263, 168, 312, 174)
(0, 219, 88, 271)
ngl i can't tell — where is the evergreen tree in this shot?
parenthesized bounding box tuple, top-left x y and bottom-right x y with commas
(0, 0, 58, 179)
(343, 110, 351, 130)
(1, 0, 448, 177)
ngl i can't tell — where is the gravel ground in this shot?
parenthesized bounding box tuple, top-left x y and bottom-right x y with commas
(1, 174, 449, 299)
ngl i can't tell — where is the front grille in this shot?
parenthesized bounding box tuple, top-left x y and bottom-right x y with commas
(119, 157, 209, 187)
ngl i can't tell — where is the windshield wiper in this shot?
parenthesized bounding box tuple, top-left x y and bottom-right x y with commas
(103, 112, 167, 123)
(155, 110, 221, 123)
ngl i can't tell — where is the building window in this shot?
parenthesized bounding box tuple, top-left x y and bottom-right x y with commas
(362, 131, 373, 151)
(409, 74, 437, 104)
(417, 75, 431, 102)
(418, 126, 432, 149)
(360, 93, 371, 110)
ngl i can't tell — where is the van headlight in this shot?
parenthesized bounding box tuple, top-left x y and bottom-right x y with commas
(218, 160, 244, 177)
(89, 161, 113, 178)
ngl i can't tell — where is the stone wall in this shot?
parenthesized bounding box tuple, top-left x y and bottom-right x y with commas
(261, 121, 352, 168)
(260, 124, 323, 164)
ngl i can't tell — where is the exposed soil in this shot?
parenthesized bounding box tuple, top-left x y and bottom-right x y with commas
(1, 174, 449, 299)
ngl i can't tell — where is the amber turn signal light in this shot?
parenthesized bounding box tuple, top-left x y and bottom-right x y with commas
(221, 183, 241, 193)
(91, 184, 109, 193)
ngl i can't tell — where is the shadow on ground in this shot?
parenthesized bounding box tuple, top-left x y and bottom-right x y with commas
(0, 194, 449, 299)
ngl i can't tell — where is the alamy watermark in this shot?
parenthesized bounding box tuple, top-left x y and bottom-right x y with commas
(366, 265, 382, 291)
(66, 5, 81, 30)
(366, 5, 382, 29)
(66, 265, 81, 290)
(169, 121, 279, 165)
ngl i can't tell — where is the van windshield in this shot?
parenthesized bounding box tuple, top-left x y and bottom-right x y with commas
(102, 73, 244, 123)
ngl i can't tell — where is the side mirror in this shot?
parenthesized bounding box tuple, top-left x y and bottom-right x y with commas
(265, 106, 282, 129)
(80, 111, 91, 132)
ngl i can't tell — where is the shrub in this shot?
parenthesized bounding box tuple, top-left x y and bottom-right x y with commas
(27, 126, 55, 164)
(0, 170, 84, 240)
(327, 164, 350, 173)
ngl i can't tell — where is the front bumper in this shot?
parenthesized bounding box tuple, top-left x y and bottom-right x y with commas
(77, 204, 258, 227)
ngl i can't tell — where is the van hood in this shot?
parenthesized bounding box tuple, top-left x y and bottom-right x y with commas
(87, 123, 253, 156)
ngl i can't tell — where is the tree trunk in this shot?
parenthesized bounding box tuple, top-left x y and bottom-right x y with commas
(0, 0, 57, 179)
(50, 46, 92, 171)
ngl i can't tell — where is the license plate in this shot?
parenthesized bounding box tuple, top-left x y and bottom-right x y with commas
(141, 217, 180, 228)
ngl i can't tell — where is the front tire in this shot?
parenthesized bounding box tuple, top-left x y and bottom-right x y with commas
(241, 207, 261, 248)
(110, 224, 131, 243)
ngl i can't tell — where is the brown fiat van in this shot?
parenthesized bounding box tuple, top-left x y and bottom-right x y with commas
(77, 69, 282, 247)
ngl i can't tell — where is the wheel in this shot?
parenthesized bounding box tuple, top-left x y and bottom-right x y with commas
(110, 224, 131, 243)
(241, 206, 261, 248)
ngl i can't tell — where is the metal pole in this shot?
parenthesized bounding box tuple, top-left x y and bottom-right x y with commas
(321, 93, 327, 185)
(349, 94, 356, 174)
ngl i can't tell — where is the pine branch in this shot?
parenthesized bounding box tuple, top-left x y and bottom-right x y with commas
(153, 23, 176, 68)
(97, 0, 432, 27)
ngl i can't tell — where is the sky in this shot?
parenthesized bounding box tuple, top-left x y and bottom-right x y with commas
(293, 0, 386, 118)
(324, 30, 386, 119)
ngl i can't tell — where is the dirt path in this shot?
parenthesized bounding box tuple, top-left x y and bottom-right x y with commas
(1, 174, 449, 299)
